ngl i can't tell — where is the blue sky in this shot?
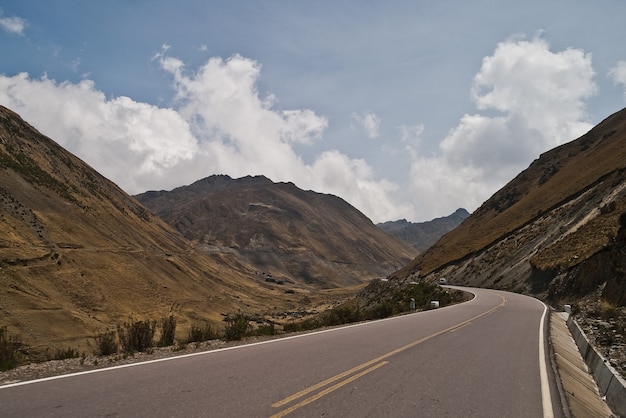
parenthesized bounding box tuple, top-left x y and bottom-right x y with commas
(2, 1, 626, 222)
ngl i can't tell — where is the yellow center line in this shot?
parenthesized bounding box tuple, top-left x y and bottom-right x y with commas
(270, 361, 389, 418)
(271, 294, 506, 416)
(449, 322, 472, 332)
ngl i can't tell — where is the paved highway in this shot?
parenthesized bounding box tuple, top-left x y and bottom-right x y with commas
(1, 287, 561, 417)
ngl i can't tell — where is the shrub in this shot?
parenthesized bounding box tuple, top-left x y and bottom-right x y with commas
(223, 313, 250, 341)
(0, 326, 22, 371)
(367, 300, 396, 319)
(321, 305, 362, 326)
(186, 323, 218, 343)
(598, 301, 618, 320)
(283, 318, 320, 333)
(93, 330, 118, 356)
(51, 347, 81, 361)
(157, 315, 177, 347)
(117, 317, 156, 353)
(255, 322, 276, 336)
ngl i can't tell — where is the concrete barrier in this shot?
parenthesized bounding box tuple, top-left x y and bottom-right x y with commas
(567, 315, 626, 417)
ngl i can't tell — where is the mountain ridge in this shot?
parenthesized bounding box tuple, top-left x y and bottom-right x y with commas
(135, 175, 417, 289)
(377, 208, 469, 252)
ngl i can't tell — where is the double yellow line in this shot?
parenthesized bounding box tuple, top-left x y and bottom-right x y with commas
(270, 359, 389, 418)
(270, 295, 506, 417)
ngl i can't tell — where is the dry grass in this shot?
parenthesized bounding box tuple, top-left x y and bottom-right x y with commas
(407, 108, 626, 277)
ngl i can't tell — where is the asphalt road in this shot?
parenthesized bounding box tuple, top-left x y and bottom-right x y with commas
(1, 287, 561, 417)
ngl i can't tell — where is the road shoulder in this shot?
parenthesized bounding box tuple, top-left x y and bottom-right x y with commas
(550, 311, 615, 417)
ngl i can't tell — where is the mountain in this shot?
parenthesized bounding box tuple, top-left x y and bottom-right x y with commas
(389, 107, 626, 307)
(0, 106, 328, 357)
(377, 208, 469, 252)
(135, 176, 417, 289)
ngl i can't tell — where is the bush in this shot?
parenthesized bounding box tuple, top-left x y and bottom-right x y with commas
(186, 323, 218, 343)
(157, 315, 177, 347)
(598, 301, 618, 320)
(283, 318, 320, 333)
(255, 322, 276, 336)
(367, 300, 396, 319)
(51, 347, 81, 361)
(93, 330, 118, 356)
(0, 326, 22, 371)
(223, 313, 250, 341)
(117, 317, 156, 353)
(321, 305, 362, 326)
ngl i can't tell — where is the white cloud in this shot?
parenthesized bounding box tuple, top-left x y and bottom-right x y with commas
(408, 36, 597, 220)
(352, 112, 381, 139)
(609, 61, 626, 99)
(0, 53, 411, 223)
(0, 37, 601, 223)
(398, 123, 424, 150)
(0, 73, 200, 193)
(0, 13, 27, 35)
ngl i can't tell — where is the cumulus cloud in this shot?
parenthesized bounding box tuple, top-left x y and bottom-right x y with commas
(609, 61, 626, 98)
(0, 73, 200, 192)
(0, 12, 27, 35)
(352, 112, 381, 139)
(0, 52, 411, 223)
(0, 37, 601, 223)
(408, 36, 597, 220)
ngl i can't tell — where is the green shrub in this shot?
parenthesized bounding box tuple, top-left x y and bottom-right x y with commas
(0, 326, 22, 371)
(117, 317, 156, 353)
(223, 313, 250, 341)
(157, 315, 177, 347)
(93, 330, 118, 356)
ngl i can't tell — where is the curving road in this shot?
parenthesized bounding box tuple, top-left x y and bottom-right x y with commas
(1, 287, 561, 417)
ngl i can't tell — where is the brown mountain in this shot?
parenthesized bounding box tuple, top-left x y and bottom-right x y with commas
(390, 107, 626, 307)
(0, 106, 330, 357)
(135, 175, 417, 289)
(377, 208, 469, 252)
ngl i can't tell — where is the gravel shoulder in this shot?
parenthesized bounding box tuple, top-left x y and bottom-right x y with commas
(0, 336, 283, 386)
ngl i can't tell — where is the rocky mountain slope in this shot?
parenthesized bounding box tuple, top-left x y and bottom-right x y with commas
(377, 208, 469, 252)
(390, 107, 626, 308)
(135, 176, 417, 289)
(0, 106, 341, 358)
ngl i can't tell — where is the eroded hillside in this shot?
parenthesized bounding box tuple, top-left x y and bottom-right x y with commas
(390, 107, 626, 307)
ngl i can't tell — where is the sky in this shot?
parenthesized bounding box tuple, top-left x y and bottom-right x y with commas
(1, 1, 626, 223)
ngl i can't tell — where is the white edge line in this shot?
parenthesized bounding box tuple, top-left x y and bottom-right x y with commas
(539, 301, 555, 418)
(1, 296, 476, 390)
